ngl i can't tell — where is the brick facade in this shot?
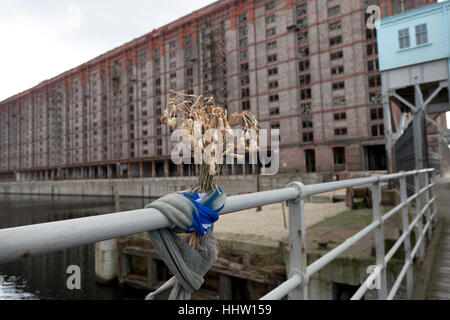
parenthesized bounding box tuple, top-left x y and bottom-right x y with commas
(0, 0, 437, 180)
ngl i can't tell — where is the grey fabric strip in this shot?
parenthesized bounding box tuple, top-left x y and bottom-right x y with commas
(145, 193, 213, 299)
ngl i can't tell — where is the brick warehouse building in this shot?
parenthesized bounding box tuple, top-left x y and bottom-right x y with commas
(0, 0, 438, 181)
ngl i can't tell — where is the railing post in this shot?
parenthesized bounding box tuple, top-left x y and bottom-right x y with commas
(431, 170, 438, 227)
(423, 171, 433, 241)
(371, 176, 387, 299)
(287, 182, 308, 300)
(414, 172, 425, 261)
(399, 173, 413, 299)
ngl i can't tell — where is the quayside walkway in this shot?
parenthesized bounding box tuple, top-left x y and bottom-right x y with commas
(427, 174, 450, 300)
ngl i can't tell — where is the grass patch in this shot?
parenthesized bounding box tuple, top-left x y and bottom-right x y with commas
(309, 209, 372, 229)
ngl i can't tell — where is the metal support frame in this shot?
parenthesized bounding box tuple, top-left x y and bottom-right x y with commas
(371, 176, 388, 299)
(414, 173, 426, 261)
(423, 171, 433, 241)
(0, 169, 438, 300)
(287, 182, 308, 300)
(384, 80, 448, 176)
(399, 174, 413, 299)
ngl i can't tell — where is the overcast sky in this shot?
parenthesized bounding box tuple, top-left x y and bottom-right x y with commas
(0, 0, 448, 127)
(0, 0, 215, 101)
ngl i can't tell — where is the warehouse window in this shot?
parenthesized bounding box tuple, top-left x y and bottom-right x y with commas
(169, 41, 177, 49)
(301, 103, 311, 114)
(239, 38, 248, 48)
(267, 41, 277, 50)
(241, 75, 250, 85)
(328, 6, 340, 17)
(333, 97, 346, 106)
(240, 50, 248, 61)
(297, 17, 308, 30)
(239, 26, 247, 37)
(265, 14, 275, 24)
(265, 1, 275, 11)
(299, 60, 310, 72)
(367, 59, 379, 72)
(268, 80, 279, 89)
(267, 54, 278, 63)
(238, 13, 247, 25)
(269, 94, 279, 103)
(302, 119, 313, 129)
(331, 66, 344, 76)
(368, 75, 381, 88)
(334, 128, 347, 136)
(300, 88, 311, 100)
(270, 107, 280, 115)
(242, 100, 250, 111)
(303, 132, 314, 143)
(328, 21, 341, 31)
(298, 47, 309, 58)
(329, 35, 342, 47)
(266, 28, 276, 37)
(330, 51, 343, 60)
(334, 112, 346, 121)
(332, 81, 345, 90)
(398, 28, 410, 49)
(268, 67, 278, 76)
(296, 4, 307, 16)
(370, 108, 383, 120)
(299, 74, 310, 86)
(371, 124, 384, 137)
(415, 24, 428, 45)
(297, 31, 308, 45)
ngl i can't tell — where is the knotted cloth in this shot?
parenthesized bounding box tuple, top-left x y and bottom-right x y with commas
(144, 185, 226, 300)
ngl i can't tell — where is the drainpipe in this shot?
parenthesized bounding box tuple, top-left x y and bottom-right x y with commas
(443, 1, 449, 176)
(443, 2, 450, 91)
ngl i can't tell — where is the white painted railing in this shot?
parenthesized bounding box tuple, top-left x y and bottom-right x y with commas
(0, 168, 437, 300)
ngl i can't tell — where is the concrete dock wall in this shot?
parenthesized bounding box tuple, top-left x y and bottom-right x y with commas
(0, 173, 326, 198)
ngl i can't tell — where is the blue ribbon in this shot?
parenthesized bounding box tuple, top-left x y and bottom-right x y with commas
(180, 189, 224, 236)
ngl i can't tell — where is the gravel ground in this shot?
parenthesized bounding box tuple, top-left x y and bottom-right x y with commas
(214, 201, 348, 242)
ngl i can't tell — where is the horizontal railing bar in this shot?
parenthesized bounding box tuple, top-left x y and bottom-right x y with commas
(382, 202, 405, 223)
(384, 228, 409, 264)
(385, 195, 435, 275)
(307, 220, 380, 277)
(221, 187, 299, 214)
(419, 196, 436, 216)
(260, 275, 302, 300)
(0, 167, 437, 302)
(301, 177, 379, 198)
(350, 264, 383, 300)
(0, 207, 172, 264)
(387, 260, 412, 300)
(0, 188, 299, 265)
(411, 211, 435, 259)
(407, 184, 435, 204)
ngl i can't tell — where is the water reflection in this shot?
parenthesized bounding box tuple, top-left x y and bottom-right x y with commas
(0, 194, 153, 300)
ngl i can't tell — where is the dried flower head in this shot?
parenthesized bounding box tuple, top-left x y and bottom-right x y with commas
(160, 91, 260, 176)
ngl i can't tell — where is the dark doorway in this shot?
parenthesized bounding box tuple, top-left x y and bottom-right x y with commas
(333, 147, 346, 172)
(305, 149, 316, 173)
(365, 145, 387, 170)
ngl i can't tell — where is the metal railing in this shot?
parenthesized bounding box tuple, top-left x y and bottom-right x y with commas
(0, 168, 437, 300)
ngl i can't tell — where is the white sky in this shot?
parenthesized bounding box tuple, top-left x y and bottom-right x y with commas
(0, 0, 449, 128)
(0, 0, 216, 101)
